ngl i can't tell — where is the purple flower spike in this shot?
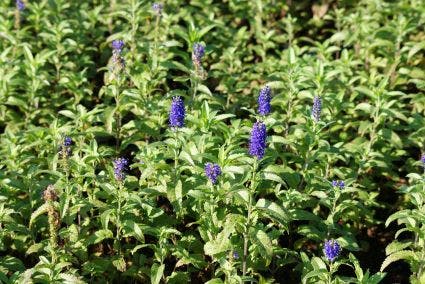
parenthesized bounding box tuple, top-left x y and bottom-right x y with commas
(113, 157, 129, 181)
(312, 95, 322, 122)
(152, 3, 163, 14)
(323, 239, 341, 262)
(258, 85, 271, 116)
(16, 0, 25, 11)
(192, 43, 205, 66)
(112, 40, 125, 53)
(421, 154, 425, 165)
(64, 136, 72, 147)
(169, 96, 185, 128)
(249, 122, 267, 159)
(59, 136, 72, 158)
(205, 163, 222, 184)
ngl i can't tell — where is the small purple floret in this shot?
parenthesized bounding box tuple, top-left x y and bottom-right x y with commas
(332, 180, 345, 189)
(152, 3, 163, 14)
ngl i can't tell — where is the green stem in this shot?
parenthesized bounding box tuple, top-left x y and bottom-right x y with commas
(173, 130, 179, 181)
(191, 77, 199, 107)
(115, 84, 121, 154)
(328, 262, 334, 284)
(116, 182, 123, 254)
(242, 159, 258, 277)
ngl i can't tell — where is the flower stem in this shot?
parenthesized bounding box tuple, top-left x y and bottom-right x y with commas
(116, 182, 123, 255)
(243, 158, 258, 277)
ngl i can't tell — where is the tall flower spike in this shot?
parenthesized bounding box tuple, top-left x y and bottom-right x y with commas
(152, 3, 163, 14)
(249, 122, 267, 159)
(111, 40, 125, 73)
(323, 239, 341, 262)
(192, 43, 205, 66)
(16, 0, 25, 11)
(113, 157, 129, 181)
(59, 136, 72, 158)
(258, 85, 271, 116)
(312, 95, 322, 122)
(205, 163, 222, 184)
(169, 96, 185, 128)
(421, 154, 425, 165)
(43, 185, 58, 202)
(112, 40, 125, 53)
(64, 136, 72, 147)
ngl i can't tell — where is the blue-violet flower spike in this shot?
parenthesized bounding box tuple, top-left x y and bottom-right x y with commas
(205, 163, 222, 184)
(16, 0, 25, 11)
(258, 85, 271, 116)
(323, 239, 341, 262)
(169, 96, 185, 128)
(64, 136, 72, 147)
(421, 154, 425, 165)
(192, 43, 205, 66)
(112, 40, 125, 53)
(59, 136, 72, 158)
(113, 157, 129, 181)
(152, 3, 163, 14)
(312, 95, 322, 122)
(249, 122, 267, 159)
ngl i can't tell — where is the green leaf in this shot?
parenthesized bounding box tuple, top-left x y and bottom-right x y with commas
(385, 241, 412, 255)
(255, 199, 289, 228)
(253, 229, 273, 264)
(86, 229, 113, 245)
(122, 220, 145, 242)
(167, 272, 189, 284)
(29, 204, 49, 228)
(380, 250, 418, 272)
(60, 273, 85, 284)
(151, 263, 165, 284)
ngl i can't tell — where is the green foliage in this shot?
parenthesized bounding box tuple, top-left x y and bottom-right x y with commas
(0, 0, 424, 283)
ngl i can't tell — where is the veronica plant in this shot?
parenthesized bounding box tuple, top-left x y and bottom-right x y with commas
(381, 156, 425, 283)
(242, 121, 267, 277)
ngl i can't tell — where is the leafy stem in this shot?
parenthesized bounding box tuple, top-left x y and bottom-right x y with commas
(114, 84, 122, 154)
(173, 130, 180, 181)
(191, 75, 199, 108)
(243, 158, 258, 277)
(115, 182, 123, 255)
(327, 262, 334, 284)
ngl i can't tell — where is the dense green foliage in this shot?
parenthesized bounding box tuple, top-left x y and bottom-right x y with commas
(1, 0, 425, 283)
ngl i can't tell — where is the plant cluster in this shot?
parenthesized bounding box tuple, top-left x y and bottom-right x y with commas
(0, 0, 424, 283)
